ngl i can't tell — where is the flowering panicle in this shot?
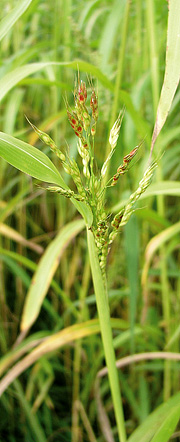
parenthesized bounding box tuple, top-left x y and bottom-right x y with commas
(27, 77, 157, 284)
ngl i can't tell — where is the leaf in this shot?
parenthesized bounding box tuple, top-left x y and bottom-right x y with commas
(72, 198, 93, 228)
(0, 318, 132, 396)
(0, 223, 43, 254)
(141, 220, 180, 287)
(0, 131, 66, 187)
(0, 0, 33, 41)
(99, 0, 126, 70)
(127, 392, 180, 442)
(151, 0, 180, 152)
(124, 216, 139, 353)
(0, 132, 93, 226)
(150, 403, 180, 442)
(21, 219, 85, 332)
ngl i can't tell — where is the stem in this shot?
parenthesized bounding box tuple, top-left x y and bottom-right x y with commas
(87, 228, 126, 442)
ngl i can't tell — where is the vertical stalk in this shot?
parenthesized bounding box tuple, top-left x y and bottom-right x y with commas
(72, 255, 90, 442)
(87, 228, 126, 442)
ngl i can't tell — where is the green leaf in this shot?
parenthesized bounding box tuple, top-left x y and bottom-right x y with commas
(142, 220, 180, 288)
(0, 132, 93, 226)
(72, 198, 93, 228)
(151, 0, 180, 151)
(21, 219, 85, 332)
(150, 403, 180, 442)
(0, 131, 66, 187)
(124, 216, 139, 353)
(99, 0, 126, 70)
(127, 392, 180, 442)
(0, 317, 131, 397)
(0, 0, 33, 41)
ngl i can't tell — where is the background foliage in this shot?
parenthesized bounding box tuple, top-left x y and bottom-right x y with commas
(1, 1, 180, 441)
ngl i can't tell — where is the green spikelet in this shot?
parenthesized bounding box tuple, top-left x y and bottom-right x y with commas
(25, 116, 65, 162)
(47, 186, 85, 201)
(109, 162, 157, 246)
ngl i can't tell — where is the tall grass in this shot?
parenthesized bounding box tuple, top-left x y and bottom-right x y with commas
(1, 1, 180, 442)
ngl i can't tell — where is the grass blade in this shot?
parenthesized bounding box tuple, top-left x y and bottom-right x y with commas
(0, 0, 33, 41)
(0, 132, 66, 187)
(21, 219, 85, 331)
(0, 318, 131, 396)
(142, 220, 180, 288)
(127, 392, 180, 442)
(13, 380, 47, 442)
(151, 0, 180, 152)
(150, 403, 180, 442)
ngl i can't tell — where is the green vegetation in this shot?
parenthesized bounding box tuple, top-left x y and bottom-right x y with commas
(1, 1, 180, 441)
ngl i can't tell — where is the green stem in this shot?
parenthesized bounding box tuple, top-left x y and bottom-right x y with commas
(87, 228, 126, 442)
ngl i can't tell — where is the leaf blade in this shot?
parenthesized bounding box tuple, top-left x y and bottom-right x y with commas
(0, 131, 66, 187)
(151, 0, 180, 151)
(0, 0, 33, 41)
(21, 219, 85, 331)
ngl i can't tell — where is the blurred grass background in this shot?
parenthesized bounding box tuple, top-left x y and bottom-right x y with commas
(0, 0, 180, 441)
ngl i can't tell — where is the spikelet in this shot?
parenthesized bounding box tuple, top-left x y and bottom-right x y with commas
(67, 157, 87, 199)
(111, 146, 139, 186)
(109, 111, 124, 150)
(109, 162, 157, 245)
(47, 186, 85, 201)
(101, 111, 124, 178)
(25, 116, 66, 162)
(90, 88, 98, 122)
(73, 78, 91, 131)
(77, 138, 90, 178)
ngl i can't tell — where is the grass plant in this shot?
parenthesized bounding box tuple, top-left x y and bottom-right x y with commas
(1, 1, 180, 442)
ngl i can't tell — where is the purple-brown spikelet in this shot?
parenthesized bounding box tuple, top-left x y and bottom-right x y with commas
(111, 146, 138, 186)
(90, 89, 98, 122)
(77, 80, 87, 104)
